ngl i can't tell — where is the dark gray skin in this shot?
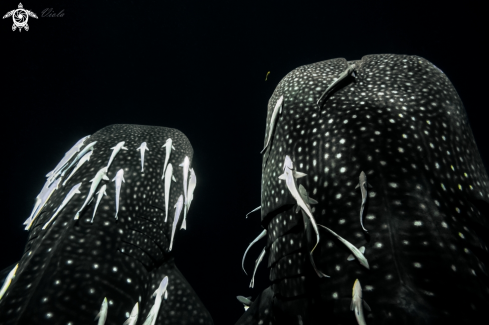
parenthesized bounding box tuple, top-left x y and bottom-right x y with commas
(0, 124, 214, 325)
(236, 54, 489, 325)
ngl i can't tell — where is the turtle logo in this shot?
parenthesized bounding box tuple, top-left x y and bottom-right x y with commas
(3, 3, 38, 32)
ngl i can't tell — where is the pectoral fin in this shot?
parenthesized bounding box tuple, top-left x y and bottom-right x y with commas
(172, 175, 176, 182)
(367, 183, 373, 188)
(309, 198, 318, 204)
(278, 174, 286, 180)
(103, 175, 109, 181)
(355, 184, 359, 189)
(363, 300, 371, 312)
(293, 171, 307, 178)
(350, 299, 355, 311)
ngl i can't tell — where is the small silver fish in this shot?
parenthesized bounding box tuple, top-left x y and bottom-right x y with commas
(43, 182, 82, 229)
(94, 297, 108, 325)
(91, 184, 108, 223)
(242, 229, 267, 275)
(60, 141, 97, 178)
(351, 279, 371, 325)
(112, 169, 125, 219)
(179, 156, 190, 229)
(136, 142, 150, 172)
(250, 247, 266, 288)
(161, 138, 175, 179)
(75, 167, 109, 220)
(355, 171, 372, 232)
(278, 155, 327, 278)
(170, 195, 183, 251)
(107, 141, 128, 170)
(261, 95, 283, 154)
(143, 276, 168, 325)
(164, 163, 176, 222)
(63, 151, 93, 186)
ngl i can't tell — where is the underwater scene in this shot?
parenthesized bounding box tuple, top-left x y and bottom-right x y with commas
(1, 1, 488, 324)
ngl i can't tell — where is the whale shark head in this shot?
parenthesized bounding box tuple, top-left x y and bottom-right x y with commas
(253, 54, 489, 323)
(0, 124, 215, 325)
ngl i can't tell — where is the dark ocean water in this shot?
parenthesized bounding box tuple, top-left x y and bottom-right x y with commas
(1, 1, 487, 324)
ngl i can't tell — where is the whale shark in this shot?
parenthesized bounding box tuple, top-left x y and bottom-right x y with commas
(0, 125, 213, 325)
(236, 54, 489, 325)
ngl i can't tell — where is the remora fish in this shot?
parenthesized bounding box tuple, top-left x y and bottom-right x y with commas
(60, 141, 97, 178)
(250, 247, 266, 288)
(236, 296, 253, 311)
(75, 167, 109, 220)
(23, 179, 53, 226)
(107, 141, 128, 170)
(182, 167, 197, 229)
(355, 171, 372, 232)
(25, 177, 62, 230)
(46, 135, 90, 180)
(164, 163, 176, 222)
(137, 142, 149, 172)
(260, 95, 283, 154)
(161, 138, 175, 179)
(317, 224, 369, 269)
(42, 182, 82, 229)
(242, 229, 267, 275)
(179, 156, 190, 229)
(143, 276, 168, 325)
(169, 195, 183, 251)
(186, 168, 197, 213)
(63, 151, 93, 186)
(112, 169, 125, 219)
(351, 279, 371, 325)
(91, 184, 108, 223)
(278, 155, 327, 277)
(123, 302, 139, 325)
(94, 297, 108, 325)
(0, 264, 18, 301)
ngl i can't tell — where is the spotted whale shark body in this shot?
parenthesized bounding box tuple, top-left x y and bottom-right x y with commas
(0, 125, 213, 325)
(236, 54, 489, 324)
